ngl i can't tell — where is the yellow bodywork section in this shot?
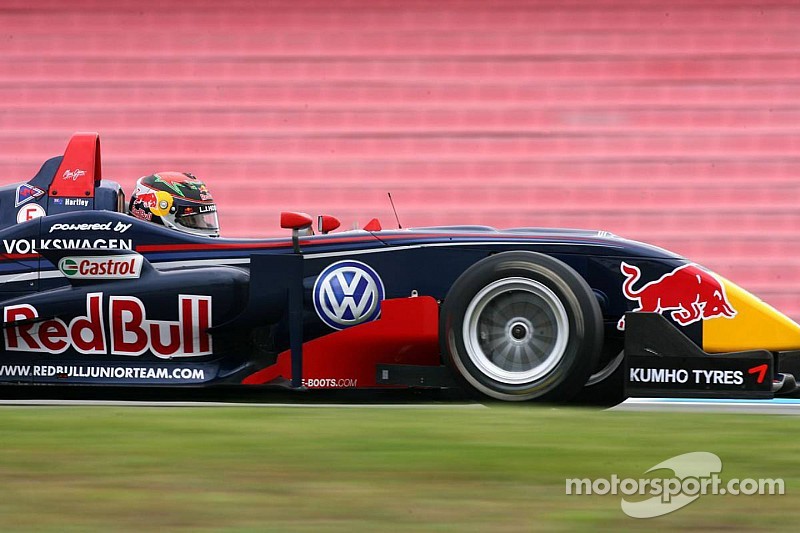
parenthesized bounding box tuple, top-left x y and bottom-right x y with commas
(703, 279, 800, 353)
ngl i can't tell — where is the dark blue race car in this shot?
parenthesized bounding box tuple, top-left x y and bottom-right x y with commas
(2, 133, 799, 402)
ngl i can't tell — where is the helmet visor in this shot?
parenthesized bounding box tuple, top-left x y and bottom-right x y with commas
(175, 205, 219, 232)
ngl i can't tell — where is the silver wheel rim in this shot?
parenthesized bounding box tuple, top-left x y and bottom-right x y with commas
(462, 277, 570, 385)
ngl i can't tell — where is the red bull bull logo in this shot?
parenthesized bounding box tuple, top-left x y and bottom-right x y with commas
(137, 192, 158, 209)
(618, 262, 737, 330)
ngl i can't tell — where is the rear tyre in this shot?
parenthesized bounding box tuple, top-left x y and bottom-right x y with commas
(441, 252, 603, 402)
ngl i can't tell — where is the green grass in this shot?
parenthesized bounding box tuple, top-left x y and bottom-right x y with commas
(0, 405, 795, 532)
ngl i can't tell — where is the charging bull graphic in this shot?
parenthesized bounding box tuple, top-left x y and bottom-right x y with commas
(617, 262, 737, 330)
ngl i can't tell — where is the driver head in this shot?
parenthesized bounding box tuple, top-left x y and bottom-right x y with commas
(128, 172, 219, 238)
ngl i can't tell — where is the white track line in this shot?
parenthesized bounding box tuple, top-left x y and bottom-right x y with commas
(611, 397, 800, 415)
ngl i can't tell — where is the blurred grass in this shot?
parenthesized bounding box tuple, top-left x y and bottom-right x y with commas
(0, 405, 796, 532)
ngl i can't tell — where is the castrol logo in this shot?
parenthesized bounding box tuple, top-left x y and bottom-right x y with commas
(58, 255, 143, 280)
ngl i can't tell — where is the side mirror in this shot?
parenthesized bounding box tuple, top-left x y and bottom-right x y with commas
(280, 211, 313, 253)
(317, 215, 341, 235)
(281, 211, 313, 230)
(363, 218, 382, 232)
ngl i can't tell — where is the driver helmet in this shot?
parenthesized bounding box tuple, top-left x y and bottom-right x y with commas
(128, 172, 220, 237)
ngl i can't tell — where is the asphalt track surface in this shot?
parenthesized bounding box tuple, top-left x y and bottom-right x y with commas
(2, 387, 800, 413)
(0, 386, 477, 407)
(0, 399, 488, 408)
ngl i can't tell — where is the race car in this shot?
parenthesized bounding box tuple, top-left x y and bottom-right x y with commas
(1, 132, 799, 402)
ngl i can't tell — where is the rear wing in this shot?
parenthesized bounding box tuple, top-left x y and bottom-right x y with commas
(47, 132, 102, 199)
(0, 132, 124, 230)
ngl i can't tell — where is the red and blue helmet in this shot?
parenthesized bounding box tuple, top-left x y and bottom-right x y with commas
(128, 172, 219, 238)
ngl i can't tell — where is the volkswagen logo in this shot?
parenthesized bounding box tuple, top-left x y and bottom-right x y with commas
(313, 260, 385, 330)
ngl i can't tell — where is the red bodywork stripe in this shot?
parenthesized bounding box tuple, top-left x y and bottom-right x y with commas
(241, 296, 441, 387)
(1, 230, 605, 263)
(136, 234, 387, 253)
(135, 231, 602, 254)
(135, 241, 290, 253)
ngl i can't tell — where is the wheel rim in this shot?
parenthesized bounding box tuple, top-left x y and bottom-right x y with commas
(462, 277, 570, 385)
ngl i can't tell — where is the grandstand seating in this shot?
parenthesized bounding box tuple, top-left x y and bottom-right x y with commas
(1, 0, 798, 318)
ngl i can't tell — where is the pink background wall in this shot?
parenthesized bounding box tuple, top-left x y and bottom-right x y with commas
(1, 0, 799, 318)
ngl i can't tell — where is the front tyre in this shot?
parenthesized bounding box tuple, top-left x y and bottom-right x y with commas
(441, 252, 603, 402)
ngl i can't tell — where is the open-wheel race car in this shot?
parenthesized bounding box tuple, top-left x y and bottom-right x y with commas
(2, 132, 800, 403)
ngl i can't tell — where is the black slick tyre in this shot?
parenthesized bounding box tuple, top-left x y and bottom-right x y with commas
(440, 251, 603, 402)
